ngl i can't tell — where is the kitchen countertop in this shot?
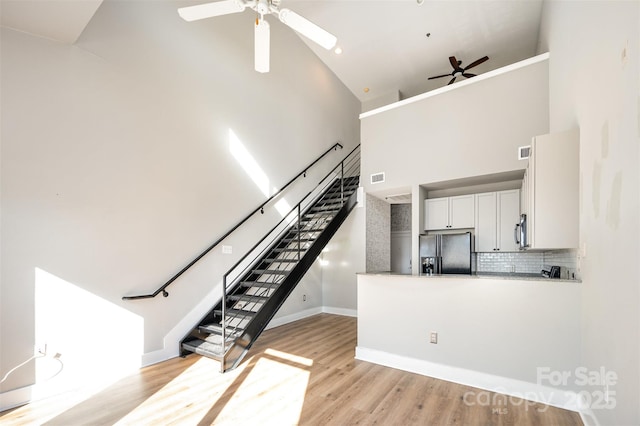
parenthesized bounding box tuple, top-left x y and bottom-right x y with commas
(358, 271, 581, 283)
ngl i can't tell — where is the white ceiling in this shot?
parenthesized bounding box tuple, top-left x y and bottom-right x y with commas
(0, 0, 544, 103)
(289, 0, 544, 102)
(0, 0, 102, 44)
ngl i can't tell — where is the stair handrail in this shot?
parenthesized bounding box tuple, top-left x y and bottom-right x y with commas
(123, 142, 344, 300)
(223, 144, 360, 284)
(219, 145, 360, 345)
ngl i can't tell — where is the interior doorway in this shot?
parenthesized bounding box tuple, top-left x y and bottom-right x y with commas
(390, 203, 412, 274)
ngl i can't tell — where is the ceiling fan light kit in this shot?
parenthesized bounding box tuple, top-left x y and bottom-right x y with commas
(178, 0, 337, 73)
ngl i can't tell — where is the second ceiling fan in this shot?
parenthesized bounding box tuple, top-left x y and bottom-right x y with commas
(428, 55, 489, 85)
(178, 0, 337, 73)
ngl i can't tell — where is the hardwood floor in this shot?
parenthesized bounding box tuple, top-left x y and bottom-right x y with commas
(1, 314, 583, 425)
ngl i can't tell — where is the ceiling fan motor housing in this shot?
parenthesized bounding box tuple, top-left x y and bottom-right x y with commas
(256, 0, 270, 16)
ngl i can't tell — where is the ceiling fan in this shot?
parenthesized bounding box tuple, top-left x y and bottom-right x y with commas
(178, 0, 337, 73)
(428, 55, 489, 85)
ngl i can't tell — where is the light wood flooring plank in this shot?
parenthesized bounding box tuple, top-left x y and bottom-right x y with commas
(0, 313, 582, 426)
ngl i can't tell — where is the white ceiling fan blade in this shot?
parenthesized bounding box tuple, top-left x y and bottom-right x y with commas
(255, 18, 270, 73)
(278, 8, 337, 50)
(178, 0, 246, 22)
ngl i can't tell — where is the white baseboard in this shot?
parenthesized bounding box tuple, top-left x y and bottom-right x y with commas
(576, 393, 600, 426)
(355, 346, 583, 414)
(266, 306, 357, 329)
(266, 307, 323, 329)
(322, 306, 357, 317)
(322, 306, 358, 317)
(141, 346, 178, 367)
(0, 386, 32, 412)
(140, 284, 221, 367)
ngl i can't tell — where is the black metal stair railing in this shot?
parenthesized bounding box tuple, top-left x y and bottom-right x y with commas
(219, 147, 360, 350)
(180, 145, 360, 372)
(122, 142, 344, 300)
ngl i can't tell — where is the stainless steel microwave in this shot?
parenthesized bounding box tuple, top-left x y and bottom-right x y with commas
(515, 213, 528, 250)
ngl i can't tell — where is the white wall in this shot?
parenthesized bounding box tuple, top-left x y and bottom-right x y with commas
(0, 0, 360, 404)
(538, 1, 639, 424)
(320, 200, 365, 315)
(360, 57, 549, 194)
(357, 274, 582, 408)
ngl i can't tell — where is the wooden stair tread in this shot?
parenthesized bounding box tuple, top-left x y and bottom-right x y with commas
(182, 339, 225, 359)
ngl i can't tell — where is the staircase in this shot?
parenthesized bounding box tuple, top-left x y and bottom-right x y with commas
(180, 174, 360, 372)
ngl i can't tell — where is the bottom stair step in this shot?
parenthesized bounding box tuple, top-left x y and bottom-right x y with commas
(182, 339, 226, 359)
(199, 323, 243, 338)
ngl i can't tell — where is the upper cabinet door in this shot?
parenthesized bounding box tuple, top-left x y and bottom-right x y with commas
(528, 128, 579, 249)
(475, 192, 498, 252)
(425, 198, 449, 230)
(425, 195, 475, 230)
(449, 194, 475, 229)
(497, 189, 521, 252)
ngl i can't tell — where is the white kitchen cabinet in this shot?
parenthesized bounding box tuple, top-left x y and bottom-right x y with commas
(424, 197, 449, 230)
(524, 128, 579, 249)
(475, 192, 497, 251)
(497, 190, 521, 251)
(475, 190, 520, 252)
(424, 194, 475, 230)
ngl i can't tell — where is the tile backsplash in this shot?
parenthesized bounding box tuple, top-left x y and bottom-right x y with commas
(476, 249, 579, 278)
(476, 251, 544, 274)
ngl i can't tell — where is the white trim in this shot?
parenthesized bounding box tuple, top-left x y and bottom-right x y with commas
(265, 307, 323, 329)
(0, 386, 32, 412)
(140, 283, 222, 367)
(322, 306, 357, 317)
(359, 52, 550, 120)
(355, 346, 581, 413)
(265, 306, 357, 329)
(576, 393, 600, 426)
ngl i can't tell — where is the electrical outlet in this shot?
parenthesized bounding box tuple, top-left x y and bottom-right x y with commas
(34, 342, 47, 356)
(430, 332, 438, 344)
(303, 294, 307, 302)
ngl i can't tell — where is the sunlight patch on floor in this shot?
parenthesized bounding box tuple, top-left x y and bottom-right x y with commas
(213, 355, 311, 425)
(264, 348, 313, 367)
(113, 356, 231, 425)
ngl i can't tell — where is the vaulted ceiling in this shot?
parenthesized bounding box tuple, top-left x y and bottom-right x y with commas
(0, 0, 544, 104)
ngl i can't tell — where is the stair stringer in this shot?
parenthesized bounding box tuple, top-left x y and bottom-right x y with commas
(221, 187, 359, 372)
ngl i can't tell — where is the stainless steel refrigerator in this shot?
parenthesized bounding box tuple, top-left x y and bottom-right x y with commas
(419, 232, 472, 275)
